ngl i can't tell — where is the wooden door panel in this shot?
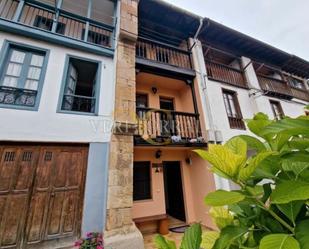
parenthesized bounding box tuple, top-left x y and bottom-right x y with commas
(14, 150, 38, 191)
(46, 191, 65, 237)
(62, 190, 79, 235)
(25, 192, 49, 243)
(0, 148, 18, 192)
(0, 194, 28, 248)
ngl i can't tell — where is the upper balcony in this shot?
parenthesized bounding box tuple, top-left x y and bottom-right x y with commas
(254, 63, 309, 101)
(0, 0, 115, 55)
(203, 46, 248, 88)
(134, 72, 205, 147)
(136, 37, 195, 79)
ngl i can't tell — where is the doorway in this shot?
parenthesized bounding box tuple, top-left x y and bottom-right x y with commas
(163, 161, 186, 222)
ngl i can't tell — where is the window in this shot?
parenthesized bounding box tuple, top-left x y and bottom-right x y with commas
(133, 161, 151, 201)
(270, 100, 284, 120)
(136, 93, 148, 108)
(33, 15, 66, 34)
(288, 77, 305, 90)
(59, 57, 100, 114)
(160, 97, 174, 111)
(222, 89, 246, 130)
(0, 43, 48, 110)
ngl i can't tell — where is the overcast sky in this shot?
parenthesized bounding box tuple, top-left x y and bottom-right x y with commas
(164, 0, 309, 61)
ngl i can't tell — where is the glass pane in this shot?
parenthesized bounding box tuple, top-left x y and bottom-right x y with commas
(91, 0, 114, 25)
(10, 50, 26, 63)
(229, 98, 237, 117)
(3, 76, 18, 87)
(62, 0, 88, 17)
(6, 63, 22, 77)
(27, 67, 42, 80)
(24, 80, 39, 90)
(31, 54, 44, 67)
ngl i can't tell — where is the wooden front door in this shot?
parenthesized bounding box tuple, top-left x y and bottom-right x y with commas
(0, 145, 88, 249)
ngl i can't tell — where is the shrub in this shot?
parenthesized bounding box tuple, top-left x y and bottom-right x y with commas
(155, 111, 309, 249)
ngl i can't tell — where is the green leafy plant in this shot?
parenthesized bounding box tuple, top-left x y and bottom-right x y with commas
(194, 112, 309, 249)
(154, 223, 202, 249)
(154, 112, 309, 249)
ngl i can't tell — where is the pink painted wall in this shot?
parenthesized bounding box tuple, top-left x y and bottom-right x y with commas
(132, 147, 215, 227)
(136, 73, 194, 113)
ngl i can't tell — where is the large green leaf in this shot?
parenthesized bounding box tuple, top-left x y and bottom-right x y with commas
(205, 190, 245, 206)
(238, 135, 267, 152)
(271, 180, 309, 204)
(260, 118, 309, 137)
(259, 234, 300, 249)
(277, 201, 304, 225)
(288, 138, 309, 150)
(180, 223, 202, 249)
(201, 231, 220, 249)
(209, 207, 234, 229)
(194, 145, 245, 179)
(213, 226, 247, 249)
(238, 152, 274, 181)
(295, 220, 309, 249)
(225, 137, 247, 158)
(154, 235, 177, 249)
(281, 160, 309, 178)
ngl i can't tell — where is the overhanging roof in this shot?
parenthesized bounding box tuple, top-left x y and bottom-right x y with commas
(138, 0, 309, 78)
(199, 19, 309, 78)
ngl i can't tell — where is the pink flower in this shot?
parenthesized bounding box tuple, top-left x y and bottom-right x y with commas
(97, 246, 104, 249)
(86, 232, 93, 238)
(74, 240, 82, 247)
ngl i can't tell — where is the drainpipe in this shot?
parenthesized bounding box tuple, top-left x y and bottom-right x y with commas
(190, 19, 230, 191)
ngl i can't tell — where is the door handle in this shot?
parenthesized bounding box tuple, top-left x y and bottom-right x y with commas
(51, 192, 55, 197)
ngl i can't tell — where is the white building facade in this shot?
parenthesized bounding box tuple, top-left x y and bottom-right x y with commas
(0, 0, 118, 248)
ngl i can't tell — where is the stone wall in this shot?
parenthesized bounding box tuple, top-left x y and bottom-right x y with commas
(104, 0, 144, 248)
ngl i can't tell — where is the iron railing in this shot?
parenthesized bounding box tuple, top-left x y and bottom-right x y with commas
(0, 0, 114, 48)
(136, 37, 193, 70)
(62, 94, 96, 113)
(205, 60, 247, 88)
(0, 86, 37, 106)
(136, 107, 202, 140)
(227, 116, 246, 130)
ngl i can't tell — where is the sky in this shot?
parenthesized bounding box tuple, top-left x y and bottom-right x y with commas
(164, 0, 309, 61)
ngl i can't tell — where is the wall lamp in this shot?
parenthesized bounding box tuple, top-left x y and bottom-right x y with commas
(152, 86, 158, 94)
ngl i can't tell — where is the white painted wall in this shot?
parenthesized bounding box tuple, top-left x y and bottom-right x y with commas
(0, 32, 115, 143)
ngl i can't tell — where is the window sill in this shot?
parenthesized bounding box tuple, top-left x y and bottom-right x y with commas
(57, 109, 98, 116)
(0, 103, 38, 111)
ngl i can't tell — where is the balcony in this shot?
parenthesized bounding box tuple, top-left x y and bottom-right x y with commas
(0, 0, 115, 52)
(0, 85, 37, 107)
(136, 37, 195, 78)
(135, 107, 205, 146)
(205, 60, 247, 88)
(257, 74, 293, 99)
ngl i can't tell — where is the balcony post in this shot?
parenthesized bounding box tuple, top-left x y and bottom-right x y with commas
(83, 0, 92, 42)
(51, 0, 62, 33)
(13, 0, 25, 22)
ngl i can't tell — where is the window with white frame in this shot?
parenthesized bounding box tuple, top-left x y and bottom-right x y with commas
(0, 45, 47, 109)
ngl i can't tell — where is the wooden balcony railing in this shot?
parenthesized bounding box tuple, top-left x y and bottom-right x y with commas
(136, 107, 202, 141)
(290, 87, 309, 101)
(0, 0, 114, 48)
(257, 74, 293, 97)
(205, 61, 247, 88)
(136, 37, 193, 70)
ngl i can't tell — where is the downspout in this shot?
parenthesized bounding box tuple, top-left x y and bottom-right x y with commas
(191, 18, 217, 139)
